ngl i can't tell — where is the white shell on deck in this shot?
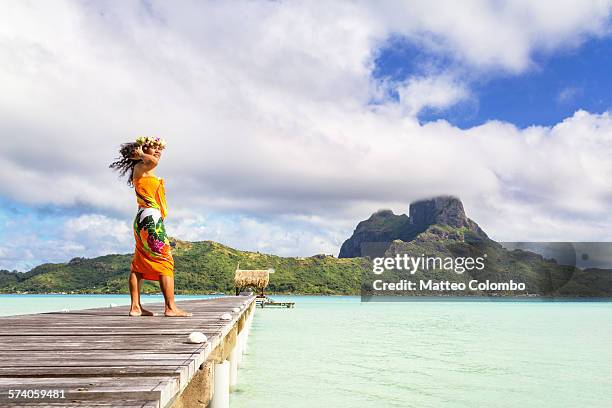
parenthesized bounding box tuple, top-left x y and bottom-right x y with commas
(187, 331, 207, 344)
(220, 313, 232, 321)
(232, 307, 240, 313)
(109, 303, 118, 308)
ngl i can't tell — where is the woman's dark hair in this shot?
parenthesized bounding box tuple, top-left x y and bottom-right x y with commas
(109, 142, 141, 187)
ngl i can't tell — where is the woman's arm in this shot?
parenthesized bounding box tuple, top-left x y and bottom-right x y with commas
(131, 146, 158, 180)
(132, 146, 159, 168)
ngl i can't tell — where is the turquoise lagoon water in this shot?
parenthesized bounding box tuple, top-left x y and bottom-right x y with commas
(0, 294, 216, 316)
(231, 296, 612, 408)
(1, 295, 611, 407)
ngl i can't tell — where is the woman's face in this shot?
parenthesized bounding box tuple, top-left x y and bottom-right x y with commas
(143, 144, 163, 159)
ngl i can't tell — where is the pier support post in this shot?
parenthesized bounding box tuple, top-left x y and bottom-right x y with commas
(210, 360, 229, 408)
(242, 331, 248, 355)
(229, 346, 238, 390)
(243, 305, 253, 354)
(236, 330, 244, 367)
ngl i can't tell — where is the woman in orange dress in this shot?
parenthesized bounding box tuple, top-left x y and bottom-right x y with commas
(110, 137, 191, 317)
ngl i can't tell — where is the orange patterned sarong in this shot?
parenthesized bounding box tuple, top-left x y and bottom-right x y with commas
(130, 176, 174, 281)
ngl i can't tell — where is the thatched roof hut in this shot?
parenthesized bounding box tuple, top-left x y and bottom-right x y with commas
(234, 264, 274, 295)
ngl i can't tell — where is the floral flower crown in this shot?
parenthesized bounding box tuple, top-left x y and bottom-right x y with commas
(135, 136, 167, 149)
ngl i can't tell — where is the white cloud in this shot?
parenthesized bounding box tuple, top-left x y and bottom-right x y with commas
(0, 1, 611, 270)
(557, 86, 583, 104)
(63, 214, 132, 251)
(0, 213, 134, 271)
(170, 212, 340, 257)
(365, 0, 612, 72)
(394, 75, 470, 115)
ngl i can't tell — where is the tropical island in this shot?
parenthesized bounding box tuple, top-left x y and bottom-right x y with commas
(1, 196, 610, 297)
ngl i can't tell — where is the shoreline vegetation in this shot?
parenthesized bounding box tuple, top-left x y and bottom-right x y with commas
(0, 235, 610, 298)
(0, 239, 367, 296)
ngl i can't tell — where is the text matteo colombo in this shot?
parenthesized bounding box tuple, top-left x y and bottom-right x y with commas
(371, 254, 526, 292)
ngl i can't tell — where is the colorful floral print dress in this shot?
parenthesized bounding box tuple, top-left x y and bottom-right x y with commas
(130, 176, 174, 281)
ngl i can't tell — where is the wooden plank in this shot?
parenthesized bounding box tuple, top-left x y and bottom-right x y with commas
(0, 352, 199, 359)
(0, 343, 206, 353)
(0, 358, 193, 367)
(0, 375, 175, 387)
(0, 376, 178, 407)
(3, 401, 159, 407)
(0, 366, 185, 377)
(0, 334, 226, 342)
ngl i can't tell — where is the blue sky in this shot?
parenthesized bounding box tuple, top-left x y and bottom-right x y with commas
(373, 36, 612, 128)
(1, 1, 612, 272)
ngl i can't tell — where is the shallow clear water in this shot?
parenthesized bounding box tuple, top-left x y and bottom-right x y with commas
(0, 294, 215, 316)
(231, 296, 612, 408)
(1, 295, 610, 407)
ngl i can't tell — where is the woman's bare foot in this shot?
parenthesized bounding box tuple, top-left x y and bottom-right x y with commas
(129, 307, 142, 317)
(129, 305, 157, 317)
(165, 307, 193, 317)
(139, 305, 156, 316)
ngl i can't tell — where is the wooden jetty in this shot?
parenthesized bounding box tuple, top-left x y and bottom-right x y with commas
(255, 297, 295, 308)
(0, 296, 256, 408)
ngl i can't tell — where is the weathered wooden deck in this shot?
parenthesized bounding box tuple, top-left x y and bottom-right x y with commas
(0, 296, 256, 407)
